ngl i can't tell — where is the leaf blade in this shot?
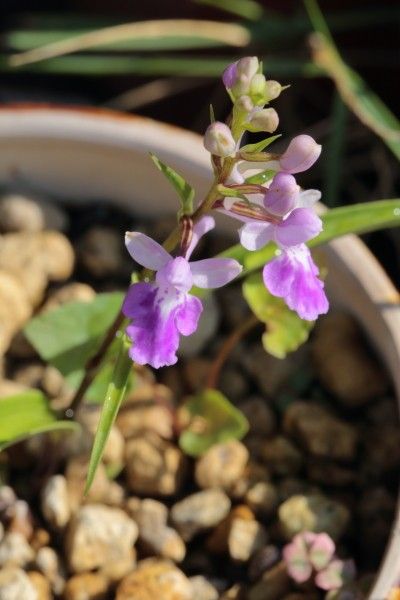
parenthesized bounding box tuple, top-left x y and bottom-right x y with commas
(150, 153, 195, 216)
(179, 389, 249, 457)
(85, 338, 132, 493)
(243, 273, 313, 358)
(0, 390, 79, 451)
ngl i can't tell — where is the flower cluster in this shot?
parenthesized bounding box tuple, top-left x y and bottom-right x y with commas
(283, 531, 355, 591)
(122, 56, 329, 368)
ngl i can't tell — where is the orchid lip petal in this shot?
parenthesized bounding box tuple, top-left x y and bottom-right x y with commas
(185, 215, 215, 260)
(263, 244, 329, 321)
(190, 258, 242, 288)
(125, 231, 171, 270)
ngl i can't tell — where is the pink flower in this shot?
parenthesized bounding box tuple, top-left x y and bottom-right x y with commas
(123, 216, 242, 368)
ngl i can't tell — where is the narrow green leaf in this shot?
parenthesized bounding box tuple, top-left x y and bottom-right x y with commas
(209, 103, 215, 123)
(85, 337, 132, 494)
(240, 134, 281, 154)
(24, 292, 123, 388)
(243, 273, 313, 358)
(0, 390, 79, 451)
(222, 199, 400, 275)
(194, 0, 263, 21)
(323, 92, 348, 207)
(305, 0, 400, 161)
(0, 54, 321, 78)
(7, 27, 249, 53)
(150, 153, 195, 216)
(179, 389, 249, 457)
(8, 20, 250, 67)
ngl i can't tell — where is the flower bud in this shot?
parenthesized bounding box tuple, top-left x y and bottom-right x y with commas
(236, 95, 254, 113)
(229, 57, 260, 97)
(265, 80, 282, 101)
(236, 56, 259, 80)
(247, 73, 269, 106)
(280, 135, 322, 174)
(263, 172, 299, 216)
(203, 122, 236, 157)
(247, 108, 279, 133)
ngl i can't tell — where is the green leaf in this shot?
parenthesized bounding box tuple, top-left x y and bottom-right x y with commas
(0, 54, 320, 78)
(209, 103, 215, 123)
(222, 199, 400, 275)
(245, 169, 276, 185)
(240, 134, 281, 154)
(179, 389, 249, 457)
(0, 390, 79, 451)
(243, 273, 313, 358)
(8, 20, 250, 67)
(305, 0, 400, 161)
(323, 92, 348, 207)
(85, 337, 132, 493)
(24, 292, 123, 389)
(150, 153, 195, 216)
(7, 27, 249, 53)
(194, 0, 264, 21)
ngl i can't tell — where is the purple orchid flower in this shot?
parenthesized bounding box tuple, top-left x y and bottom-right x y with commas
(223, 168, 328, 321)
(122, 216, 242, 369)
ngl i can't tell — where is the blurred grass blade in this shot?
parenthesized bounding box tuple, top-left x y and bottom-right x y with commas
(8, 27, 249, 53)
(222, 199, 400, 274)
(85, 338, 132, 494)
(0, 54, 320, 78)
(194, 0, 263, 20)
(9, 20, 250, 67)
(323, 93, 348, 207)
(305, 0, 400, 161)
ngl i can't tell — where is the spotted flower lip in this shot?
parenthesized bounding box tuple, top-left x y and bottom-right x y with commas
(123, 216, 242, 368)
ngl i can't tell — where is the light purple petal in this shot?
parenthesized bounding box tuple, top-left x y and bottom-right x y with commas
(156, 256, 193, 293)
(123, 282, 181, 368)
(298, 189, 321, 208)
(222, 61, 238, 88)
(275, 208, 322, 248)
(280, 134, 322, 174)
(125, 231, 171, 270)
(263, 245, 329, 321)
(239, 222, 274, 250)
(190, 258, 242, 288)
(263, 172, 299, 216)
(185, 215, 215, 260)
(175, 294, 203, 335)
